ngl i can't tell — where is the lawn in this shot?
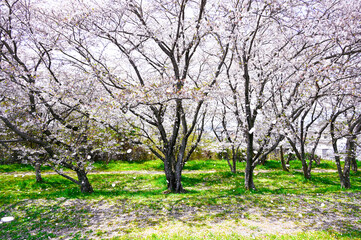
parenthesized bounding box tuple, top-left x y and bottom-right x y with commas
(0, 159, 361, 239)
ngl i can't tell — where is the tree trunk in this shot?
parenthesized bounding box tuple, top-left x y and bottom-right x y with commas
(280, 146, 289, 172)
(245, 162, 255, 190)
(225, 147, 237, 173)
(301, 159, 311, 179)
(165, 168, 184, 193)
(331, 119, 350, 189)
(34, 162, 43, 183)
(224, 150, 234, 173)
(245, 133, 256, 190)
(76, 170, 93, 193)
(286, 153, 292, 165)
(260, 155, 267, 165)
(164, 154, 184, 193)
(341, 137, 353, 189)
(288, 139, 310, 179)
(347, 136, 358, 173)
(351, 158, 358, 172)
(231, 147, 237, 173)
(341, 170, 351, 189)
(175, 159, 184, 193)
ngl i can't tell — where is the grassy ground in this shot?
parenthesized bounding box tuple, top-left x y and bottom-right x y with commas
(0, 159, 361, 239)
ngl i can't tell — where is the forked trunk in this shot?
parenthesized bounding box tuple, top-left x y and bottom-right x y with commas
(288, 139, 311, 179)
(76, 170, 93, 193)
(331, 121, 351, 189)
(341, 172, 351, 189)
(225, 148, 237, 173)
(164, 155, 184, 193)
(165, 169, 184, 193)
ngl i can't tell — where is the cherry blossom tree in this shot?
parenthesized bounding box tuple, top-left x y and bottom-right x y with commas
(1, 0, 360, 194)
(212, 0, 361, 189)
(0, 0, 119, 193)
(329, 96, 360, 189)
(44, 0, 230, 193)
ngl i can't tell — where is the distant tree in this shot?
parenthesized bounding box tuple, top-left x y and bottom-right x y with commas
(286, 101, 329, 179)
(328, 88, 361, 188)
(213, 0, 361, 189)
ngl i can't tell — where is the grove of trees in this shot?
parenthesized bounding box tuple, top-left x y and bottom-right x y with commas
(1, 0, 360, 193)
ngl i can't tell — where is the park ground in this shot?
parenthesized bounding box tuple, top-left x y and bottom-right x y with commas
(0, 159, 361, 239)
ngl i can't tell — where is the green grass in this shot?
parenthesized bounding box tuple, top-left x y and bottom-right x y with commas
(1, 158, 361, 239)
(0, 163, 52, 173)
(92, 158, 232, 172)
(0, 158, 353, 174)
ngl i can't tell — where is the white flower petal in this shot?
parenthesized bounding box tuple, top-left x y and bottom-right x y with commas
(1, 217, 14, 222)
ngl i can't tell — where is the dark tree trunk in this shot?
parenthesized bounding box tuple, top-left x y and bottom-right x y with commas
(331, 117, 351, 189)
(288, 139, 311, 179)
(301, 159, 311, 179)
(286, 153, 292, 165)
(225, 156, 233, 173)
(307, 158, 313, 177)
(175, 159, 184, 193)
(225, 147, 237, 173)
(259, 155, 267, 165)
(231, 147, 237, 173)
(34, 162, 43, 183)
(245, 132, 256, 190)
(164, 155, 184, 193)
(342, 136, 353, 188)
(351, 158, 358, 172)
(245, 161, 255, 190)
(342, 163, 351, 189)
(280, 146, 289, 172)
(76, 170, 93, 193)
(347, 136, 358, 173)
(164, 168, 184, 193)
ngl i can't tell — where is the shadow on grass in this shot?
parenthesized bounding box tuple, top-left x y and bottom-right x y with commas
(0, 198, 88, 240)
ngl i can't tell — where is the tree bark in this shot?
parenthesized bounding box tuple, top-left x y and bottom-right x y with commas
(225, 148, 237, 173)
(259, 155, 267, 165)
(288, 138, 311, 179)
(175, 159, 184, 193)
(347, 136, 358, 173)
(245, 132, 256, 190)
(342, 136, 353, 188)
(231, 147, 237, 173)
(330, 117, 351, 189)
(76, 170, 93, 193)
(280, 146, 289, 172)
(34, 162, 43, 183)
(164, 154, 184, 193)
(245, 162, 255, 190)
(351, 158, 358, 172)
